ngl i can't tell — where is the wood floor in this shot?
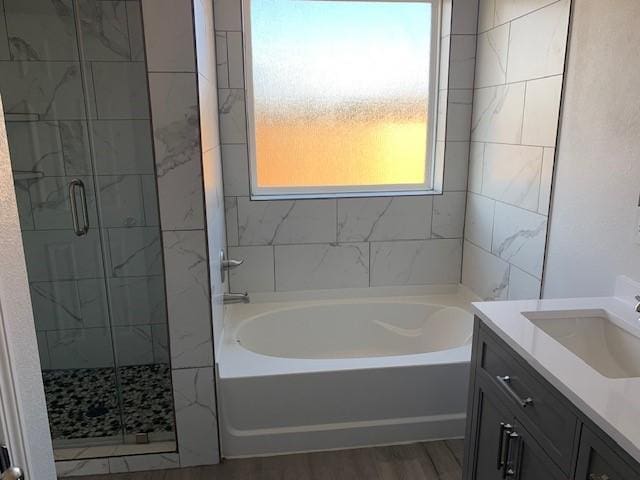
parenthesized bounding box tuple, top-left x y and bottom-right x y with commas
(75, 440, 464, 480)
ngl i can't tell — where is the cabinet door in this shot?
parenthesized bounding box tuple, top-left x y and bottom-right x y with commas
(509, 421, 567, 480)
(466, 377, 515, 480)
(575, 427, 640, 480)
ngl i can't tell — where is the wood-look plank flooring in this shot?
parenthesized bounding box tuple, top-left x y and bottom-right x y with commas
(74, 440, 464, 480)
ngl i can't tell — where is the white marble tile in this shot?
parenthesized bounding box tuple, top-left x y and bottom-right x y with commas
(194, 0, 217, 82)
(218, 88, 247, 144)
(506, 0, 570, 83)
(224, 197, 239, 246)
(432, 192, 466, 238)
(214, 0, 243, 31)
(163, 230, 213, 368)
(478, 0, 496, 33)
(5, 121, 65, 175)
(112, 325, 154, 366)
(141, 175, 160, 226)
(28, 175, 97, 230)
(452, 0, 479, 35)
(108, 227, 163, 277)
(467, 142, 485, 193)
(370, 239, 462, 286)
(275, 243, 369, 291)
(508, 265, 541, 300)
(522, 75, 563, 147)
(446, 89, 473, 142)
(221, 144, 250, 195)
(0, 5, 9, 60)
(238, 197, 336, 245)
(55, 459, 109, 478)
(494, 0, 559, 25)
(97, 175, 145, 227)
(461, 240, 509, 300)
(92, 62, 150, 120)
(172, 367, 220, 466)
(215, 32, 229, 89)
(141, 0, 195, 72)
(22, 229, 105, 281)
(109, 453, 180, 474)
(30, 281, 81, 331)
(0, 62, 88, 119)
(47, 328, 114, 369)
(108, 276, 166, 326)
(471, 83, 526, 144)
(491, 202, 547, 278)
(149, 72, 205, 230)
(151, 324, 170, 364)
(538, 147, 554, 214)
(77, 0, 131, 61)
(474, 24, 509, 88)
(90, 120, 155, 175)
(226, 31, 244, 88)
(4, 0, 78, 61)
(228, 245, 274, 292)
(443, 141, 470, 191)
(198, 73, 220, 154)
(464, 192, 495, 250)
(59, 121, 92, 175)
(337, 196, 432, 242)
(126, 1, 145, 61)
(449, 35, 476, 89)
(77, 278, 109, 326)
(481, 143, 543, 210)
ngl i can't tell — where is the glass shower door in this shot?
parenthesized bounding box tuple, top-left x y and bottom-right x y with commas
(0, 0, 175, 456)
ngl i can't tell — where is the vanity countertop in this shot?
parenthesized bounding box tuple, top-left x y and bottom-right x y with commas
(472, 280, 640, 465)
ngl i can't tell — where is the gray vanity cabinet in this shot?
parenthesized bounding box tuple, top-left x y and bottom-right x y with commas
(464, 317, 640, 480)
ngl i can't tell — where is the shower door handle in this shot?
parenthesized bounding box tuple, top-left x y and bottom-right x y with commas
(68, 179, 90, 236)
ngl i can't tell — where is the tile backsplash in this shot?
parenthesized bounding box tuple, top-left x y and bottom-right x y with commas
(215, 0, 478, 293)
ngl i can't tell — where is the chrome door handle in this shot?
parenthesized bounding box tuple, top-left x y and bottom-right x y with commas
(68, 179, 89, 236)
(497, 423, 512, 470)
(222, 258, 244, 269)
(1, 466, 23, 480)
(496, 376, 534, 408)
(502, 431, 519, 478)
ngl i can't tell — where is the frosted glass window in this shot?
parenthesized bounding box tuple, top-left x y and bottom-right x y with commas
(246, 0, 437, 197)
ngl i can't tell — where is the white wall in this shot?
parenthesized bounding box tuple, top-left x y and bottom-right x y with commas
(543, 0, 640, 298)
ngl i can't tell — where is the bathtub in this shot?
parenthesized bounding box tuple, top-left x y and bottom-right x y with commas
(217, 285, 476, 458)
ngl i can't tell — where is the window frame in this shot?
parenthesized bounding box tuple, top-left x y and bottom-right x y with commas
(242, 0, 443, 200)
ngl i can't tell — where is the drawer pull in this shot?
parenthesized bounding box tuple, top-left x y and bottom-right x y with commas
(497, 376, 534, 408)
(497, 423, 513, 469)
(502, 431, 519, 478)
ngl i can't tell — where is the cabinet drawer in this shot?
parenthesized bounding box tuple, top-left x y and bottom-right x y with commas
(477, 324, 578, 474)
(575, 426, 640, 479)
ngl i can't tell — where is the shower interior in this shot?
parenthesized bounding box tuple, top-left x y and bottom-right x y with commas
(0, 0, 176, 458)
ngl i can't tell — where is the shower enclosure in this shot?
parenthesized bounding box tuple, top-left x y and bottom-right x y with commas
(0, 0, 176, 457)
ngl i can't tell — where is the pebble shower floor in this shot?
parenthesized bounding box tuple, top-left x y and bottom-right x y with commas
(43, 364, 175, 440)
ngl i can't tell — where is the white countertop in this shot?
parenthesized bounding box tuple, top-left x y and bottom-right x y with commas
(472, 278, 640, 464)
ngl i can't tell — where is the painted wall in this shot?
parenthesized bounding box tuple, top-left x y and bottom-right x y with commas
(461, 0, 571, 301)
(543, 0, 640, 298)
(215, 0, 477, 293)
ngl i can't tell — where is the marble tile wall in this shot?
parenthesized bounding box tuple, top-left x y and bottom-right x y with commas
(461, 0, 571, 300)
(216, 0, 478, 294)
(0, 0, 170, 371)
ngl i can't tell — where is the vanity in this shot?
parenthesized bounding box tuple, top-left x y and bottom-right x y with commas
(462, 278, 640, 479)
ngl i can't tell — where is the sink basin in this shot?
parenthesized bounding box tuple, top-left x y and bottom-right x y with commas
(522, 309, 640, 379)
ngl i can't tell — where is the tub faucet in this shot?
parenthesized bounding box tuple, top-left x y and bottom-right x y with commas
(223, 292, 250, 304)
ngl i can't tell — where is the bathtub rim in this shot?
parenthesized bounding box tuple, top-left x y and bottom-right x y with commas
(218, 284, 478, 379)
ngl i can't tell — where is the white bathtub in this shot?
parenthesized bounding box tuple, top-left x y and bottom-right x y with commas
(217, 285, 476, 458)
